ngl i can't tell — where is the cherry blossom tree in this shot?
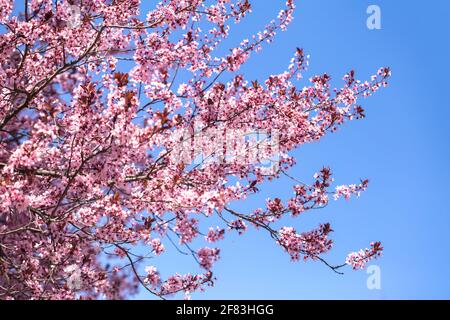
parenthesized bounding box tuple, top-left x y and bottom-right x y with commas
(0, 0, 389, 300)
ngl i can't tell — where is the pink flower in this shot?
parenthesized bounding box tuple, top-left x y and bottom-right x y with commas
(197, 247, 220, 270)
(0, 0, 389, 299)
(205, 227, 225, 243)
(334, 179, 369, 200)
(144, 266, 160, 288)
(278, 224, 333, 261)
(150, 238, 165, 256)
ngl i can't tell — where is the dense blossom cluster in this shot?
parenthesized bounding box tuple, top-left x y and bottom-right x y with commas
(0, 0, 388, 299)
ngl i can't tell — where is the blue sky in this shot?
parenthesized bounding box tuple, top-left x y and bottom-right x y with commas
(132, 0, 450, 300)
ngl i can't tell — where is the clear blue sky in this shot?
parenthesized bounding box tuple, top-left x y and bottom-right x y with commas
(132, 0, 450, 300)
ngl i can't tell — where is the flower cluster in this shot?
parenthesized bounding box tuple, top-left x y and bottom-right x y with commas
(346, 242, 384, 269)
(278, 224, 333, 261)
(205, 227, 225, 243)
(197, 247, 221, 270)
(150, 238, 165, 256)
(144, 266, 161, 289)
(334, 179, 369, 200)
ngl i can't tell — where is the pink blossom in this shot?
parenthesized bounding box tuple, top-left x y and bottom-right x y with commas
(174, 217, 199, 244)
(0, 0, 13, 23)
(346, 242, 383, 269)
(197, 247, 220, 270)
(0, 0, 389, 299)
(278, 224, 333, 261)
(150, 238, 165, 256)
(144, 266, 161, 288)
(205, 227, 225, 243)
(334, 179, 369, 200)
